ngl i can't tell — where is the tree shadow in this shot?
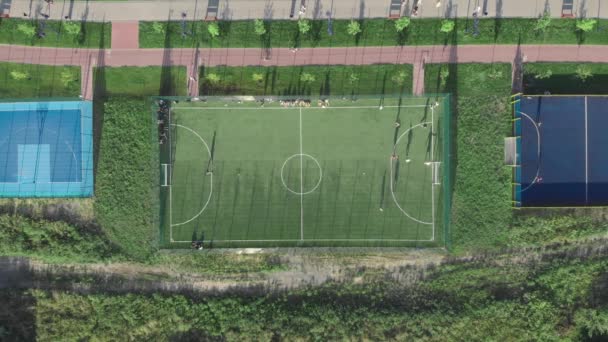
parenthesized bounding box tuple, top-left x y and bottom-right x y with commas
(494, 0, 503, 42)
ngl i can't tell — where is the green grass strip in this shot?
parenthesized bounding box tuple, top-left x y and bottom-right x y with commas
(140, 18, 608, 48)
(0, 18, 110, 48)
(0, 62, 80, 98)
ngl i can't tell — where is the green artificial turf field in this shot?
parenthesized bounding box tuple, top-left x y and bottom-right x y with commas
(159, 96, 450, 248)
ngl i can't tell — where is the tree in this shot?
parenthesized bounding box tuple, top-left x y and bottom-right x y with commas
(298, 19, 311, 34)
(575, 65, 593, 81)
(576, 18, 597, 32)
(534, 11, 552, 32)
(17, 23, 36, 37)
(348, 73, 359, 84)
(347, 20, 361, 36)
(207, 22, 220, 38)
(254, 19, 266, 36)
(300, 72, 316, 83)
(394, 17, 411, 32)
(63, 21, 81, 36)
(252, 73, 264, 83)
(205, 73, 220, 84)
(440, 20, 455, 33)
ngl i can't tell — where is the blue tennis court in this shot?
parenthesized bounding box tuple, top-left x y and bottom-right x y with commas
(0, 101, 93, 197)
(513, 95, 608, 207)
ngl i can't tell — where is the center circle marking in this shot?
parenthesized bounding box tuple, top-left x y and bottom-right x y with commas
(280, 154, 323, 195)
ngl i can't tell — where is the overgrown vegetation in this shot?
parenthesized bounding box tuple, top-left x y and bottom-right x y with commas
(0, 18, 111, 48)
(139, 18, 608, 48)
(93, 98, 158, 260)
(14, 248, 608, 340)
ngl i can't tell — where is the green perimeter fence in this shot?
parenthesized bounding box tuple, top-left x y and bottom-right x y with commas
(153, 95, 452, 250)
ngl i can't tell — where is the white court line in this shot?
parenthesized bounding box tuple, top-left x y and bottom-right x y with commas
(174, 105, 429, 110)
(585, 96, 589, 204)
(390, 122, 434, 225)
(172, 238, 436, 243)
(170, 124, 213, 227)
(519, 111, 542, 192)
(299, 107, 304, 241)
(431, 107, 435, 242)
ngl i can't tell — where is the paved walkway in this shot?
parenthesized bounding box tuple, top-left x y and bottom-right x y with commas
(2, 44, 608, 99)
(9, 0, 608, 22)
(111, 21, 139, 49)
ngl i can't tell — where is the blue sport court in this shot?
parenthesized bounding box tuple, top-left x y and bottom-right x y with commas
(512, 95, 608, 207)
(0, 101, 93, 197)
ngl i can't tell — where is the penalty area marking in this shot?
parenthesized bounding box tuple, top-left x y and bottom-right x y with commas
(519, 111, 541, 192)
(390, 121, 434, 226)
(170, 124, 213, 229)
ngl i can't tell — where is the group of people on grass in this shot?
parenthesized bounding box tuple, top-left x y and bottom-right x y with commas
(157, 100, 170, 145)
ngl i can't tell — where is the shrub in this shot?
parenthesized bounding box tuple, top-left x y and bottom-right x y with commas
(348, 73, 359, 84)
(576, 18, 597, 32)
(60, 70, 77, 87)
(394, 17, 411, 32)
(488, 68, 504, 80)
(534, 69, 553, 79)
(439, 68, 450, 87)
(151, 22, 165, 34)
(347, 20, 361, 36)
(440, 19, 455, 33)
(300, 72, 316, 83)
(254, 19, 266, 36)
(575, 65, 593, 81)
(205, 73, 221, 83)
(9, 71, 29, 80)
(391, 70, 408, 86)
(207, 22, 220, 38)
(62, 21, 81, 35)
(298, 19, 311, 34)
(252, 73, 264, 83)
(17, 23, 36, 37)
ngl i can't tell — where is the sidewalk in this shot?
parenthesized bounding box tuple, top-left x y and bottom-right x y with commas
(8, 0, 608, 22)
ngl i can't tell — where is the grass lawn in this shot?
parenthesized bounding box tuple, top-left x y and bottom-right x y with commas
(162, 96, 448, 248)
(0, 18, 111, 48)
(200, 65, 413, 96)
(94, 66, 187, 98)
(0, 62, 80, 98)
(140, 18, 608, 48)
(523, 63, 608, 94)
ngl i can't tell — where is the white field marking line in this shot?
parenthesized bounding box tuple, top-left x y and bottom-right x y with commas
(299, 107, 304, 241)
(585, 96, 589, 204)
(519, 111, 541, 192)
(170, 124, 214, 227)
(280, 154, 323, 195)
(172, 238, 435, 243)
(390, 122, 433, 225)
(169, 107, 173, 242)
(431, 107, 435, 242)
(174, 105, 430, 110)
